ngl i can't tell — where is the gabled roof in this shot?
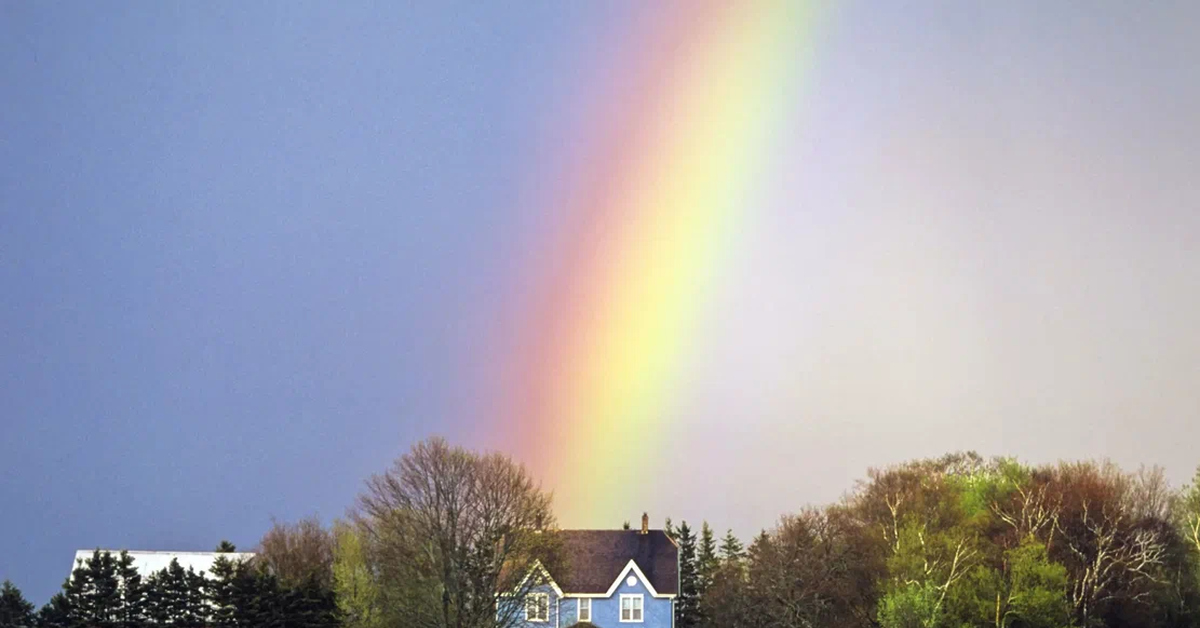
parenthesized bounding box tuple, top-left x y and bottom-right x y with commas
(554, 530, 678, 596)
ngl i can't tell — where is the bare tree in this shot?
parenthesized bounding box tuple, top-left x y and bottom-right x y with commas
(354, 437, 557, 628)
(257, 516, 335, 588)
(1046, 461, 1172, 626)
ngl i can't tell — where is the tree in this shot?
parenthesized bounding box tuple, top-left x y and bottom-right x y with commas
(945, 537, 1072, 628)
(332, 521, 382, 628)
(698, 522, 719, 581)
(35, 593, 71, 628)
(257, 517, 334, 589)
(354, 437, 558, 628)
(1046, 462, 1175, 627)
(115, 552, 146, 628)
(144, 559, 208, 628)
(719, 530, 744, 563)
(59, 550, 122, 628)
(0, 581, 35, 628)
(676, 521, 700, 628)
(215, 541, 238, 553)
(752, 508, 881, 628)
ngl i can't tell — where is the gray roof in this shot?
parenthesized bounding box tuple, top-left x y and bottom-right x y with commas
(554, 530, 678, 595)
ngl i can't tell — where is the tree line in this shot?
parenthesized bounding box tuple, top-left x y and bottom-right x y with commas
(4, 443, 1200, 628)
(665, 453, 1200, 628)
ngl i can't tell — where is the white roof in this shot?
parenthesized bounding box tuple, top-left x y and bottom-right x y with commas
(71, 550, 256, 578)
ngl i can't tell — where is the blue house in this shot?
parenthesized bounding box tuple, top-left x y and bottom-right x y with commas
(509, 514, 678, 628)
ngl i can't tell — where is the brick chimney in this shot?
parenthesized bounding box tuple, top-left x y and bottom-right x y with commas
(640, 512, 649, 535)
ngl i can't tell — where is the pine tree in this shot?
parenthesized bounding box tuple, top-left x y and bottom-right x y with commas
(215, 541, 237, 553)
(696, 523, 719, 628)
(209, 554, 242, 628)
(719, 529, 744, 563)
(116, 552, 145, 628)
(62, 557, 91, 627)
(36, 593, 72, 628)
(746, 530, 771, 567)
(698, 522, 718, 581)
(676, 521, 700, 628)
(664, 517, 676, 539)
(0, 581, 35, 628)
(144, 559, 208, 628)
(622, 521, 631, 530)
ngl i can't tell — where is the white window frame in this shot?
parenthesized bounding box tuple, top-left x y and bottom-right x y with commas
(578, 598, 591, 622)
(619, 594, 644, 623)
(525, 592, 550, 623)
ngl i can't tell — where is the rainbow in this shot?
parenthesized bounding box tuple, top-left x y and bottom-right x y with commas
(499, 1, 822, 526)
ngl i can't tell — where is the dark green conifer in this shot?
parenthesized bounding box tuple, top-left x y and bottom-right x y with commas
(719, 529, 744, 563)
(676, 521, 700, 628)
(0, 580, 35, 628)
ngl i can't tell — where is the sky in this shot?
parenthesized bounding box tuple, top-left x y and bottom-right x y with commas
(3, 0, 1199, 605)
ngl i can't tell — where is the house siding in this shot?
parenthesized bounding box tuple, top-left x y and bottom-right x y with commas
(560, 570, 672, 628)
(506, 583, 562, 628)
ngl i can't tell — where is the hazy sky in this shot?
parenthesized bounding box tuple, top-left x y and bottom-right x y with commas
(3, 1, 1199, 605)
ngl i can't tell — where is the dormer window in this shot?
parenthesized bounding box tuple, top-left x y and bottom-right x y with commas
(526, 593, 549, 623)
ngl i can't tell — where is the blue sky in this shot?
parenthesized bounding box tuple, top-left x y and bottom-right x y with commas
(4, 1, 1200, 605)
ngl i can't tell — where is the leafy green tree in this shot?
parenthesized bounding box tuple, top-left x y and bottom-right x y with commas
(332, 521, 381, 628)
(0, 581, 35, 628)
(676, 521, 700, 628)
(719, 529, 743, 563)
(946, 537, 1072, 628)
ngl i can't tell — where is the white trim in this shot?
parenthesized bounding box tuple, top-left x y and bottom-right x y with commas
(525, 592, 550, 623)
(619, 593, 644, 623)
(578, 598, 591, 623)
(599, 560, 674, 598)
(504, 560, 564, 598)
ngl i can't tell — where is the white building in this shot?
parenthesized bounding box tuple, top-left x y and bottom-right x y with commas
(70, 550, 256, 578)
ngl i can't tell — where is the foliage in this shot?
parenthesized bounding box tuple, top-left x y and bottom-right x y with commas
(719, 529, 744, 563)
(676, 521, 700, 628)
(331, 521, 382, 628)
(0, 581, 35, 628)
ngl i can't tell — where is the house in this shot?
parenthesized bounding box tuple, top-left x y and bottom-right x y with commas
(510, 513, 678, 628)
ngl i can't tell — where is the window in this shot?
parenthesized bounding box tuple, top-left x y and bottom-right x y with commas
(578, 598, 591, 622)
(526, 593, 549, 623)
(620, 594, 643, 623)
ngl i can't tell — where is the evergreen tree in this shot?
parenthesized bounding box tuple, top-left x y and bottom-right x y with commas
(676, 521, 701, 628)
(0, 581, 35, 628)
(698, 522, 719, 581)
(664, 517, 676, 539)
(35, 593, 71, 628)
(61, 557, 91, 627)
(696, 522, 718, 626)
(144, 560, 208, 628)
(215, 541, 237, 553)
(61, 550, 122, 628)
(209, 554, 243, 628)
(746, 530, 771, 565)
(622, 521, 631, 530)
(115, 552, 145, 628)
(719, 529, 744, 563)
